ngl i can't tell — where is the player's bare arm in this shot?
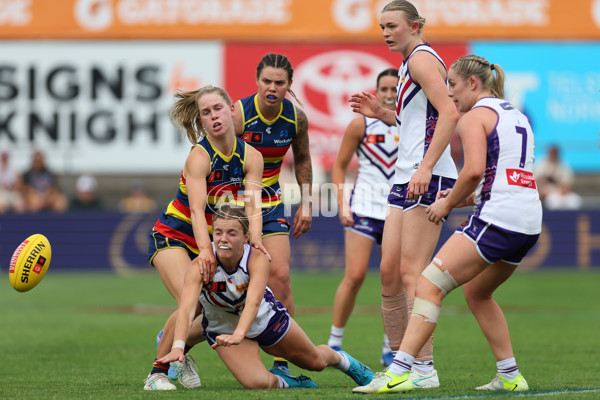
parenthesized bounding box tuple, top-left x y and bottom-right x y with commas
(184, 146, 216, 276)
(244, 146, 270, 259)
(333, 117, 365, 226)
(408, 51, 460, 199)
(157, 264, 203, 363)
(231, 101, 244, 137)
(290, 108, 313, 238)
(212, 251, 269, 348)
(427, 110, 488, 224)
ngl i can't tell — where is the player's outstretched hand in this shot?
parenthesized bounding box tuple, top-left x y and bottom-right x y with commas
(349, 91, 381, 118)
(157, 348, 184, 364)
(211, 333, 244, 349)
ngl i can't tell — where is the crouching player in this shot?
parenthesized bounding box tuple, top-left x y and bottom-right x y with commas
(149, 205, 374, 390)
(353, 55, 542, 393)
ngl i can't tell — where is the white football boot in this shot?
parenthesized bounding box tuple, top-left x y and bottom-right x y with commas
(143, 373, 177, 391)
(410, 368, 440, 388)
(172, 354, 202, 389)
(476, 374, 529, 391)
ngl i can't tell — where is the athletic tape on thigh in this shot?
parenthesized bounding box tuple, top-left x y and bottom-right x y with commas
(422, 262, 459, 296)
(412, 297, 441, 323)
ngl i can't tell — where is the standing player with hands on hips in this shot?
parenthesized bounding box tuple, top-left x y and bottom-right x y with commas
(353, 55, 542, 394)
(232, 53, 313, 374)
(349, 0, 459, 388)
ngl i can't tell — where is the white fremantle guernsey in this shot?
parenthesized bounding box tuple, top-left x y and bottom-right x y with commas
(350, 116, 398, 220)
(472, 97, 542, 235)
(395, 44, 457, 184)
(200, 243, 279, 337)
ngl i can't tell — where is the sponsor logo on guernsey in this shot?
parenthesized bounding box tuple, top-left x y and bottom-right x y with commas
(273, 138, 293, 145)
(366, 134, 385, 143)
(506, 169, 537, 189)
(208, 170, 224, 182)
(242, 131, 263, 144)
(210, 281, 227, 292)
(236, 282, 249, 292)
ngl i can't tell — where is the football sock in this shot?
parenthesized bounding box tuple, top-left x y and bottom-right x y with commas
(151, 359, 170, 375)
(334, 351, 350, 371)
(413, 360, 434, 374)
(388, 351, 414, 375)
(276, 375, 289, 388)
(328, 326, 344, 347)
(382, 334, 392, 354)
(497, 357, 519, 380)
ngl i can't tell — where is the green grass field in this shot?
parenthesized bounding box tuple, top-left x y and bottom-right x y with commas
(1, 269, 599, 399)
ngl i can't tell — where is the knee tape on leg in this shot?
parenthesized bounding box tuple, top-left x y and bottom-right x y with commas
(422, 262, 459, 296)
(412, 297, 441, 323)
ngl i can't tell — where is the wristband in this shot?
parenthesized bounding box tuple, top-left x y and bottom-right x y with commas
(172, 340, 186, 350)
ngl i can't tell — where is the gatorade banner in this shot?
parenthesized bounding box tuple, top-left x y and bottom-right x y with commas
(1, 0, 599, 40)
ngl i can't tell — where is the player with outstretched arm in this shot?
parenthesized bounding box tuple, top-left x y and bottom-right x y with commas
(157, 205, 375, 390)
(145, 85, 265, 390)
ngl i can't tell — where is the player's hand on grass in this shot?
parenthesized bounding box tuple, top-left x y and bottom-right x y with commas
(211, 332, 244, 348)
(157, 348, 184, 364)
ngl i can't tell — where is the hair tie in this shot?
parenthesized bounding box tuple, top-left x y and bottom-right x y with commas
(490, 64, 495, 70)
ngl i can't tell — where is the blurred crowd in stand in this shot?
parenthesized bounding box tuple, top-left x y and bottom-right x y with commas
(533, 145, 582, 210)
(0, 149, 157, 214)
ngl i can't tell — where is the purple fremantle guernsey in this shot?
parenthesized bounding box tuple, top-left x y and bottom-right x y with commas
(395, 44, 457, 184)
(472, 97, 542, 234)
(349, 116, 398, 220)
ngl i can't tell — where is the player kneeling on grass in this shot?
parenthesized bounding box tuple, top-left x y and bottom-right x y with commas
(352, 54, 542, 394)
(144, 205, 374, 391)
